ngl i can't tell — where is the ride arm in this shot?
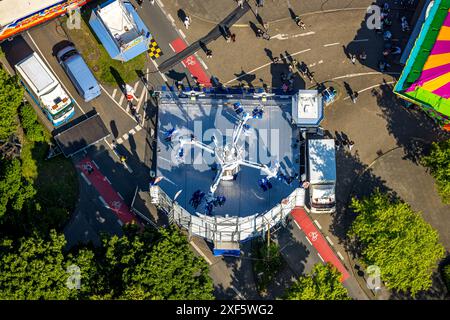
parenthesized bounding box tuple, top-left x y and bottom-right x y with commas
(179, 137, 215, 155)
(232, 113, 252, 145)
(239, 159, 279, 178)
(210, 167, 224, 194)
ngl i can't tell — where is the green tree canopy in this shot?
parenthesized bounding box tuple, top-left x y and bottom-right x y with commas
(0, 158, 36, 218)
(0, 67, 23, 140)
(0, 230, 72, 299)
(284, 263, 350, 300)
(349, 191, 445, 296)
(98, 226, 214, 300)
(421, 139, 450, 204)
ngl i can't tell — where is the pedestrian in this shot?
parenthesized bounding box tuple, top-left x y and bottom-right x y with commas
(273, 56, 280, 63)
(348, 140, 355, 151)
(237, 0, 244, 8)
(350, 54, 356, 64)
(256, 0, 264, 7)
(120, 155, 127, 164)
(225, 34, 231, 43)
(150, 0, 155, 4)
(137, 0, 143, 7)
(230, 33, 236, 42)
(86, 164, 94, 175)
(359, 51, 367, 61)
(184, 16, 191, 29)
(351, 91, 359, 104)
(206, 49, 213, 58)
(124, 84, 137, 101)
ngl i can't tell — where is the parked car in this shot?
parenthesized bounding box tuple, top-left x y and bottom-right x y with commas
(56, 45, 101, 102)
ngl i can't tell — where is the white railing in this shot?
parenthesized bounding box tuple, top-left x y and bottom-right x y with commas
(150, 185, 304, 242)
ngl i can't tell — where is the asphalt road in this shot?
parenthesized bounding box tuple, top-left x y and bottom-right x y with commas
(0, 0, 386, 299)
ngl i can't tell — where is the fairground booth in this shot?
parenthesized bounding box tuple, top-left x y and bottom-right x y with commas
(394, 0, 450, 130)
(89, 0, 151, 62)
(0, 0, 90, 42)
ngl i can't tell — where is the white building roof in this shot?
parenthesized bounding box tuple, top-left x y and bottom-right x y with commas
(308, 139, 336, 184)
(97, 0, 138, 44)
(0, 0, 60, 27)
(292, 90, 323, 126)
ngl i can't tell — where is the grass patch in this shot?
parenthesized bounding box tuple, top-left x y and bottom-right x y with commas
(252, 239, 284, 294)
(61, 10, 146, 86)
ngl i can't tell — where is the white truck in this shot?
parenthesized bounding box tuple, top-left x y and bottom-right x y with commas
(15, 52, 74, 127)
(307, 139, 336, 213)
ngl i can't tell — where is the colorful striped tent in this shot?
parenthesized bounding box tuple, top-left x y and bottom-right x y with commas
(394, 0, 450, 128)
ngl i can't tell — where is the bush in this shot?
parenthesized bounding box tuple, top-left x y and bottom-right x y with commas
(442, 263, 450, 293)
(19, 104, 45, 142)
(253, 239, 284, 292)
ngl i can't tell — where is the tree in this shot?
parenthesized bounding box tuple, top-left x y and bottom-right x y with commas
(0, 158, 36, 218)
(0, 230, 72, 299)
(0, 67, 23, 140)
(284, 263, 350, 300)
(349, 191, 445, 296)
(421, 139, 450, 204)
(99, 226, 214, 300)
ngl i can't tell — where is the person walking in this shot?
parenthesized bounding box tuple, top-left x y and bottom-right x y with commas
(184, 16, 191, 29)
(348, 140, 355, 151)
(206, 49, 213, 58)
(237, 0, 244, 8)
(359, 51, 367, 61)
(230, 33, 236, 42)
(350, 54, 356, 64)
(351, 91, 359, 104)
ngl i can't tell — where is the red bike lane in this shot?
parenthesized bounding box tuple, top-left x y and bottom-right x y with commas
(170, 37, 211, 87)
(76, 157, 138, 225)
(291, 208, 350, 282)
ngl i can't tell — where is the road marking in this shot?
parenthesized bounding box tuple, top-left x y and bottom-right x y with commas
(91, 160, 99, 169)
(100, 84, 137, 122)
(136, 86, 146, 112)
(293, 219, 301, 231)
(26, 31, 86, 115)
(135, 125, 142, 132)
(118, 94, 125, 106)
(104, 176, 112, 184)
(197, 55, 208, 70)
(129, 128, 136, 135)
(181, 61, 186, 68)
(122, 133, 129, 141)
(103, 139, 134, 173)
(224, 48, 311, 84)
(112, 88, 117, 99)
(179, 29, 186, 39)
(150, 58, 168, 82)
(117, 192, 124, 200)
(116, 137, 123, 144)
(317, 252, 325, 262)
(351, 38, 369, 42)
(98, 196, 109, 208)
(168, 42, 175, 52)
(337, 252, 345, 261)
(343, 81, 396, 100)
(314, 220, 322, 230)
(309, 63, 316, 67)
(318, 60, 323, 64)
(325, 236, 334, 246)
(305, 236, 313, 246)
(156, 0, 164, 7)
(190, 240, 213, 265)
(167, 13, 175, 24)
(117, 219, 123, 226)
(80, 172, 91, 185)
(324, 42, 340, 47)
(133, 81, 140, 92)
(230, 285, 245, 300)
(332, 72, 400, 80)
(272, 31, 315, 40)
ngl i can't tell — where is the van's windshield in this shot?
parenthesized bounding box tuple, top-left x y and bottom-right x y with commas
(52, 102, 74, 121)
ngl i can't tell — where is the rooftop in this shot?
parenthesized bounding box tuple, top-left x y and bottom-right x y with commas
(97, 0, 139, 45)
(156, 92, 301, 218)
